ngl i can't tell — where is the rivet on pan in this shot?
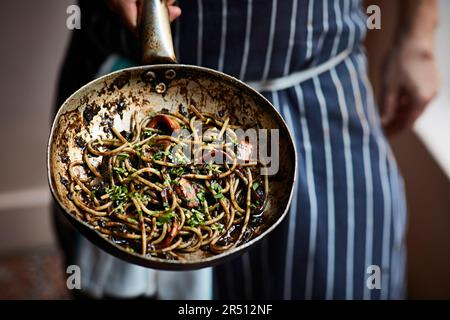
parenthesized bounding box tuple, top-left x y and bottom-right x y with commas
(165, 69, 176, 80)
(155, 83, 166, 94)
(145, 70, 156, 80)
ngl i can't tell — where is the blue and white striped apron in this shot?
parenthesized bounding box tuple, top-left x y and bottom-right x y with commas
(170, 0, 407, 299)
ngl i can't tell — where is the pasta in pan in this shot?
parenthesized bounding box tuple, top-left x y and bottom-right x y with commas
(68, 104, 268, 259)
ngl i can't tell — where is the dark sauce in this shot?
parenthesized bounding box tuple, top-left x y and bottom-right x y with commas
(100, 113, 114, 134)
(111, 236, 130, 246)
(108, 72, 130, 91)
(116, 99, 126, 117)
(120, 130, 133, 142)
(59, 175, 70, 189)
(90, 178, 108, 197)
(75, 136, 86, 149)
(60, 153, 69, 164)
(178, 104, 188, 117)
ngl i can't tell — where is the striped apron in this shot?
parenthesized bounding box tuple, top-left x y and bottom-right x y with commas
(168, 0, 406, 300)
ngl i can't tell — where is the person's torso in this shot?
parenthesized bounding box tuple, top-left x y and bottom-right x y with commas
(173, 0, 367, 81)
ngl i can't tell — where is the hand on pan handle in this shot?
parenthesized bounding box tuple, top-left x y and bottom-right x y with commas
(106, 0, 181, 32)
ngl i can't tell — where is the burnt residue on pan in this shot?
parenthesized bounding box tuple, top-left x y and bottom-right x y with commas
(108, 71, 131, 91)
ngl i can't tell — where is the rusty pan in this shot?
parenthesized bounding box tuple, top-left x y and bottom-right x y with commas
(47, 0, 297, 270)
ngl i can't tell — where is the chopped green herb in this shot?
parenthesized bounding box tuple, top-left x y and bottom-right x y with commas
(170, 166, 185, 177)
(130, 144, 143, 157)
(206, 163, 221, 173)
(210, 181, 224, 200)
(252, 182, 260, 190)
(106, 185, 129, 208)
(117, 154, 129, 161)
(210, 181, 222, 193)
(214, 193, 224, 200)
(250, 200, 261, 209)
(115, 203, 125, 213)
(131, 192, 150, 204)
(171, 152, 189, 165)
(113, 167, 127, 175)
(187, 209, 205, 227)
(212, 223, 224, 232)
(153, 150, 170, 161)
(157, 211, 175, 226)
(143, 128, 160, 138)
(163, 177, 172, 188)
(197, 191, 206, 203)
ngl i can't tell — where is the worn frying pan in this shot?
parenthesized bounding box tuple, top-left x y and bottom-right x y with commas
(47, 0, 297, 270)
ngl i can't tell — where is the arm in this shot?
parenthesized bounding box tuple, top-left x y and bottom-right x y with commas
(380, 0, 440, 135)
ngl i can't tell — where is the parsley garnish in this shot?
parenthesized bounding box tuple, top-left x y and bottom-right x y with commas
(197, 191, 206, 202)
(170, 166, 185, 177)
(187, 209, 205, 227)
(210, 181, 224, 200)
(157, 211, 175, 226)
(143, 128, 159, 138)
(106, 185, 129, 208)
(113, 167, 127, 175)
(206, 163, 221, 173)
(214, 193, 224, 200)
(212, 223, 224, 232)
(116, 154, 129, 161)
(153, 150, 170, 161)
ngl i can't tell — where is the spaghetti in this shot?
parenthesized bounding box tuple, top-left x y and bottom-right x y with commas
(67, 105, 268, 259)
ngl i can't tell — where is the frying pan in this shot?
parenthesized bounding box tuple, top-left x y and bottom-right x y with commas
(47, 0, 297, 270)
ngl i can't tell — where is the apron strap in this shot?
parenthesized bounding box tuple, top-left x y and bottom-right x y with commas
(247, 49, 351, 92)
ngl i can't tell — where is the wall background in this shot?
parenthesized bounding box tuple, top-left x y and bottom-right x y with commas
(0, 0, 448, 298)
(0, 0, 71, 253)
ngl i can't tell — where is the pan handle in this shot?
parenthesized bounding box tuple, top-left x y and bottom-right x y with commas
(140, 0, 177, 64)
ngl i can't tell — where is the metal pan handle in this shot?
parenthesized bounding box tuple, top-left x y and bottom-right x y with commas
(140, 0, 177, 64)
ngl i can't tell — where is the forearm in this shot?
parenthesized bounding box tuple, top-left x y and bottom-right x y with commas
(379, 0, 440, 135)
(396, 0, 438, 47)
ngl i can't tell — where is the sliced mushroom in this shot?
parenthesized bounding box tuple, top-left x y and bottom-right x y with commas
(174, 178, 199, 208)
(147, 115, 180, 133)
(236, 140, 254, 162)
(161, 217, 179, 247)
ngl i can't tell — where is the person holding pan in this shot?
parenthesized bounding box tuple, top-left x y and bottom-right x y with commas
(54, 0, 439, 299)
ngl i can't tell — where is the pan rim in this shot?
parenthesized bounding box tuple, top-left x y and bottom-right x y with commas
(47, 64, 298, 269)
